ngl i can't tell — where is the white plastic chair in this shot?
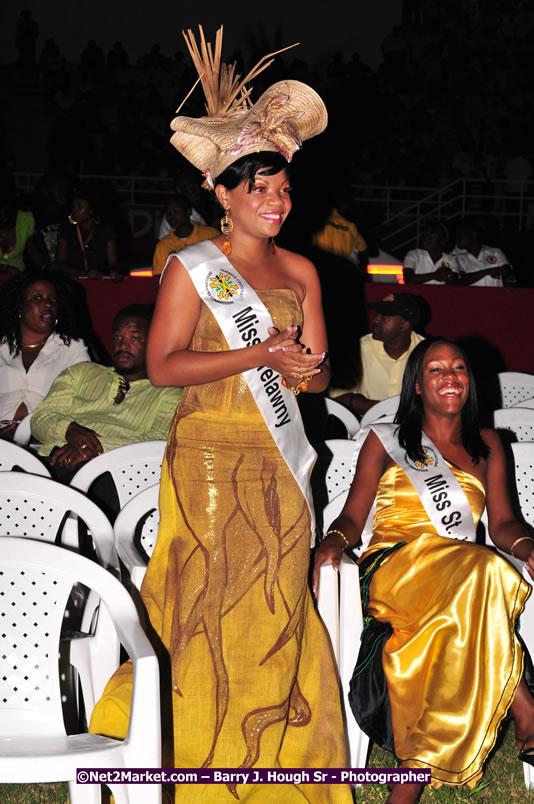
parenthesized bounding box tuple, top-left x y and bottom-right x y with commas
(480, 450, 534, 791)
(498, 372, 534, 409)
(0, 537, 161, 804)
(0, 472, 119, 717)
(322, 439, 358, 503)
(0, 441, 51, 477)
(70, 441, 167, 509)
(513, 398, 534, 410)
(317, 492, 369, 771)
(114, 484, 160, 590)
(0, 471, 117, 570)
(360, 395, 400, 429)
(494, 408, 534, 442)
(12, 413, 32, 446)
(325, 398, 360, 438)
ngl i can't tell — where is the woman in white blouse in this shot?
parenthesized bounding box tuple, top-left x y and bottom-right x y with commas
(0, 271, 90, 439)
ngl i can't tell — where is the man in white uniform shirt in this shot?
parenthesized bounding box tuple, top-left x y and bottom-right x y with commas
(330, 292, 425, 418)
(453, 220, 515, 287)
(403, 220, 460, 285)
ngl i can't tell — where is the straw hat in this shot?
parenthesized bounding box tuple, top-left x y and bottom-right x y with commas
(169, 27, 328, 187)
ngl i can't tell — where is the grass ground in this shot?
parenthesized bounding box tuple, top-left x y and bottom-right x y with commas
(1, 722, 533, 803)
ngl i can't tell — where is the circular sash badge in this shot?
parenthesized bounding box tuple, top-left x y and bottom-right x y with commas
(205, 270, 244, 304)
(486, 255, 497, 264)
(404, 445, 439, 472)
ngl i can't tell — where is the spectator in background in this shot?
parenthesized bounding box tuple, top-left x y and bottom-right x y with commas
(0, 271, 89, 439)
(31, 304, 181, 477)
(312, 207, 368, 268)
(31, 173, 70, 264)
(0, 197, 44, 273)
(453, 220, 516, 287)
(403, 219, 460, 285)
(158, 168, 213, 239)
(54, 184, 122, 281)
(152, 194, 218, 276)
(330, 292, 424, 418)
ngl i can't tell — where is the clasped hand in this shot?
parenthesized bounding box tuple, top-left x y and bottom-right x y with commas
(263, 325, 326, 379)
(50, 421, 104, 470)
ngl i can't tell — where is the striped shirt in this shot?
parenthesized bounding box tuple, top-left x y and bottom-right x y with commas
(31, 363, 181, 455)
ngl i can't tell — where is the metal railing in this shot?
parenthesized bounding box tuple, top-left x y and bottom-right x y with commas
(14, 172, 534, 255)
(352, 178, 534, 255)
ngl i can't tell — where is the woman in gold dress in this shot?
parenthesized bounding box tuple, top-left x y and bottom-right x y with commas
(314, 338, 534, 802)
(90, 27, 352, 803)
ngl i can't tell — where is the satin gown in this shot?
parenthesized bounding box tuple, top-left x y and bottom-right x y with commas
(358, 462, 531, 788)
(90, 289, 351, 802)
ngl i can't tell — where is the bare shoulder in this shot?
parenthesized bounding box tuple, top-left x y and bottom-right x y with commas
(481, 427, 502, 453)
(277, 247, 320, 291)
(277, 246, 317, 274)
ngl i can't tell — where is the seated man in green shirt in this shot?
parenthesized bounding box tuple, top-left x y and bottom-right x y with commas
(31, 303, 182, 474)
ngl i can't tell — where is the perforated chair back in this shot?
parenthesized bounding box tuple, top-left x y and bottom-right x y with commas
(360, 395, 400, 429)
(0, 537, 161, 803)
(114, 484, 160, 590)
(0, 441, 50, 477)
(0, 543, 74, 734)
(512, 397, 534, 410)
(497, 372, 534, 409)
(494, 408, 534, 442)
(511, 443, 534, 526)
(323, 439, 358, 502)
(70, 440, 166, 509)
(0, 472, 116, 571)
(325, 398, 360, 438)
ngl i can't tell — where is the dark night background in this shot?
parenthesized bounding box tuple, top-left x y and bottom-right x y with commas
(1, 0, 533, 279)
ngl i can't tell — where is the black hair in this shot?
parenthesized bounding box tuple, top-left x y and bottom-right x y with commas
(395, 338, 489, 464)
(455, 218, 485, 238)
(422, 218, 449, 241)
(112, 303, 154, 329)
(0, 270, 80, 355)
(214, 152, 291, 192)
(166, 193, 192, 210)
(71, 182, 99, 215)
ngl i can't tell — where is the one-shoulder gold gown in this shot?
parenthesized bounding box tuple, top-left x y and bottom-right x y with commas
(90, 289, 351, 802)
(358, 462, 531, 788)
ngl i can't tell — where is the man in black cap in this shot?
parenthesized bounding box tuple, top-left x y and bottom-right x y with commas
(331, 292, 425, 418)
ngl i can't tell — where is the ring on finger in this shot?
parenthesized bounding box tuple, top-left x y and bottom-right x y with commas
(296, 367, 302, 378)
(80, 443, 88, 450)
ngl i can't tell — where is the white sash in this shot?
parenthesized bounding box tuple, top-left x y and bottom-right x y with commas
(173, 240, 317, 544)
(369, 422, 477, 543)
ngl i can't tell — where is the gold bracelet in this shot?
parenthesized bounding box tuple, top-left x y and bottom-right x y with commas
(280, 375, 314, 396)
(325, 529, 350, 549)
(510, 536, 534, 557)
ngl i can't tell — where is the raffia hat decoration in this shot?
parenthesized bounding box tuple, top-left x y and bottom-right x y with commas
(170, 26, 328, 188)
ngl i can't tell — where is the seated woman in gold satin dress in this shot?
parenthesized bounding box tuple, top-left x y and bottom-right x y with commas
(314, 338, 534, 803)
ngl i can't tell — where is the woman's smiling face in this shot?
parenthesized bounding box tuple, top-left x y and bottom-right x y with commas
(416, 342, 469, 415)
(217, 168, 292, 239)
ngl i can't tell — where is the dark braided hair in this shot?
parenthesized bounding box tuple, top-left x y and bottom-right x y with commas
(0, 270, 81, 355)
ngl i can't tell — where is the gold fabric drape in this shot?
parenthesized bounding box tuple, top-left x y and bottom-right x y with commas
(90, 289, 351, 802)
(360, 462, 531, 787)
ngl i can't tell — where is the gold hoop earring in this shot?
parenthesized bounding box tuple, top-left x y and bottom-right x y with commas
(221, 210, 233, 257)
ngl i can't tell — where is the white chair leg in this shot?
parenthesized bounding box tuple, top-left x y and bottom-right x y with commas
(68, 779, 103, 803)
(339, 554, 370, 771)
(317, 563, 340, 662)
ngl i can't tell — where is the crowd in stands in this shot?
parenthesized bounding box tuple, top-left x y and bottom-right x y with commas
(4, 6, 534, 190)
